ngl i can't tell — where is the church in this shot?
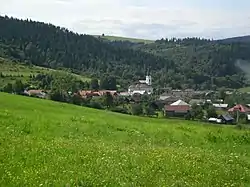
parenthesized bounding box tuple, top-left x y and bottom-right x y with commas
(128, 75, 153, 95)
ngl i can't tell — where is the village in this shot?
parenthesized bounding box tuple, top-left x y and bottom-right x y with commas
(23, 74, 250, 125)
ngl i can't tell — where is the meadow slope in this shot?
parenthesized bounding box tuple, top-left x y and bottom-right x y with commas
(0, 57, 91, 88)
(0, 93, 250, 186)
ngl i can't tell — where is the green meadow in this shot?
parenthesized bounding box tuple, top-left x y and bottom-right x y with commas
(0, 58, 91, 88)
(0, 92, 250, 186)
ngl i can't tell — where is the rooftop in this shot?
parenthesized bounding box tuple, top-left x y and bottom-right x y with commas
(165, 105, 191, 112)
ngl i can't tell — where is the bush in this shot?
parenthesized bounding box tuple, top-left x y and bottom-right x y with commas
(207, 106, 217, 118)
(191, 104, 204, 120)
(110, 107, 129, 114)
(89, 101, 104, 110)
(145, 106, 156, 117)
(131, 104, 143, 116)
(71, 94, 84, 106)
(49, 90, 69, 102)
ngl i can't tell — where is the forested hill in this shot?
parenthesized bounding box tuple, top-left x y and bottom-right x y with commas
(218, 35, 250, 43)
(0, 16, 173, 87)
(132, 38, 250, 89)
(0, 15, 250, 90)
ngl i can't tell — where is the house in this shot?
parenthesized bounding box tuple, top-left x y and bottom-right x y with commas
(246, 114, 250, 123)
(208, 114, 234, 124)
(164, 105, 191, 117)
(99, 90, 118, 97)
(78, 90, 100, 98)
(119, 92, 130, 97)
(78, 90, 117, 98)
(218, 114, 234, 124)
(24, 90, 47, 99)
(158, 95, 180, 104)
(213, 104, 229, 110)
(228, 104, 250, 113)
(164, 100, 191, 117)
(159, 95, 171, 101)
(189, 99, 205, 106)
(170, 100, 190, 106)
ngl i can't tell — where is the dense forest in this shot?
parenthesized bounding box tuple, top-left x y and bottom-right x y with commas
(107, 37, 250, 89)
(1, 15, 250, 90)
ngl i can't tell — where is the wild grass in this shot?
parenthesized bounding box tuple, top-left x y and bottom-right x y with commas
(0, 92, 250, 186)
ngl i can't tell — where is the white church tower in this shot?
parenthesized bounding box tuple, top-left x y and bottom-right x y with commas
(146, 75, 152, 86)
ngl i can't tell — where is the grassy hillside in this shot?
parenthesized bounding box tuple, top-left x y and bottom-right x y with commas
(1, 93, 250, 186)
(0, 57, 91, 88)
(94, 35, 154, 44)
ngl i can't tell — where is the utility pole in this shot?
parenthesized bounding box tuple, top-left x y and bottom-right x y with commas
(236, 109, 239, 124)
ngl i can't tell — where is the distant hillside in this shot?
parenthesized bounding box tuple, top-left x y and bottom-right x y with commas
(0, 16, 172, 89)
(218, 35, 250, 43)
(1, 15, 250, 89)
(94, 35, 154, 44)
(132, 38, 250, 89)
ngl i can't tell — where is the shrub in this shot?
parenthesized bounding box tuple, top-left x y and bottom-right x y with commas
(110, 107, 129, 114)
(131, 104, 143, 116)
(145, 106, 156, 117)
(89, 101, 104, 110)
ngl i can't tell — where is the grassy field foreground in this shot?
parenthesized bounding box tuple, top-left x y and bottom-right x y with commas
(0, 93, 250, 186)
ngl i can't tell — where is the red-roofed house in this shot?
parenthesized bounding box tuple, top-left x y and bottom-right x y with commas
(228, 104, 250, 113)
(78, 90, 117, 98)
(164, 104, 191, 117)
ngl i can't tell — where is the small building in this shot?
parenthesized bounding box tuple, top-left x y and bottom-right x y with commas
(208, 118, 222, 124)
(78, 90, 100, 98)
(218, 114, 234, 124)
(170, 100, 190, 106)
(228, 104, 250, 113)
(158, 95, 180, 104)
(164, 105, 191, 117)
(246, 114, 250, 123)
(119, 92, 130, 97)
(213, 104, 229, 110)
(78, 90, 117, 98)
(189, 99, 205, 106)
(99, 90, 118, 97)
(164, 100, 191, 117)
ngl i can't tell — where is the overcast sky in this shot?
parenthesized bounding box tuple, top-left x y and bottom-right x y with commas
(1, 0, 250, 40)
